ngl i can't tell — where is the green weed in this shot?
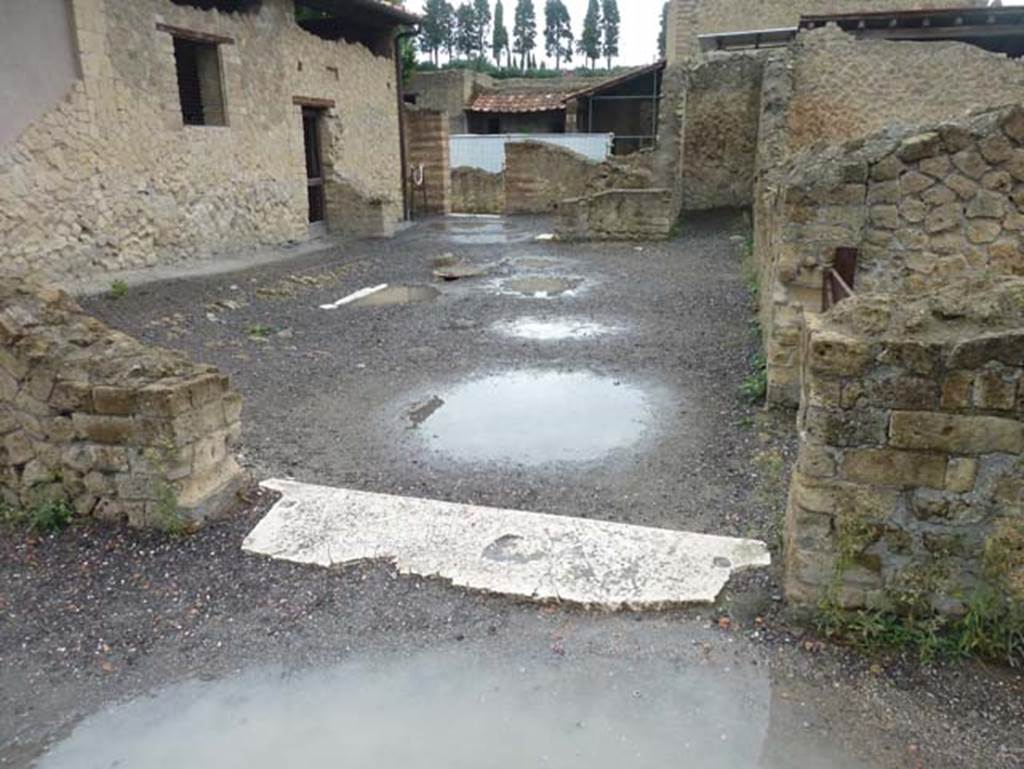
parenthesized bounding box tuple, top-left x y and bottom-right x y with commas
(1, 498, 74, 534)
(247, 323, 274, 339)
(108, 280, 129, 299)
(740, 353, 768, 403)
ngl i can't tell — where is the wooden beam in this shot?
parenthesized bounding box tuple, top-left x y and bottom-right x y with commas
(155, 22, 234, 45)
(293, 96, 337, 109)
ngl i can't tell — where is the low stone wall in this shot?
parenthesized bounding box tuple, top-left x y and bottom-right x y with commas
(785, 278, 1024, 614)
(0, 276, 246, 528)
(758, 106, 1024, 405)
(504, 141, 650, 215)
(450, 167, 504, 214)
(558, 189, 675, 241)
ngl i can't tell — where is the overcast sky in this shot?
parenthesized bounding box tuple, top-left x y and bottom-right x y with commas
(402, 0, 667, 67)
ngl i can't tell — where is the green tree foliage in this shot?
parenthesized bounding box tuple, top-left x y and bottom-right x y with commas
(543, 0, 573, 71)
(473, 0, 492, 58)
(601, 0, 620, 69)
(513, 0, 538, 70)
(577, 0, 601, 69)
(493, 0, 510, 66)
(421, 0, 455, 64)
(454, 2, 480, 58)
(658, 2, 669, 59)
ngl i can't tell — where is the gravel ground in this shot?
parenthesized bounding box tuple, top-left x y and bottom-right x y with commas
(2, 212, 1022, 768)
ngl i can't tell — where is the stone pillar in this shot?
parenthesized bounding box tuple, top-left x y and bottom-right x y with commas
(404, 107, 451, 216)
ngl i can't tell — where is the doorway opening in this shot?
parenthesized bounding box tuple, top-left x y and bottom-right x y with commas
(302, 107, 326, 232)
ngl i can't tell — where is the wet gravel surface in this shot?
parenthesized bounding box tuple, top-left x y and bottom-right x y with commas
(2, 213, 1022, 767)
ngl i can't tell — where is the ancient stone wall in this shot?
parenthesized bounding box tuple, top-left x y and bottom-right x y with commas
(681, 54, 766, 210)
(451, 168, 505, 215)
(785, 26, 1024, 155)
(667, 0, 987, 63)
(504, 141, 650, 215)
(0, 276, 245, 528)
(0, 0, 403, 282)
(558, 189, 675, 241)
(405, 107, 452, 217)
(785, 278, 1024, 613)
(757, 106, 1024, 405)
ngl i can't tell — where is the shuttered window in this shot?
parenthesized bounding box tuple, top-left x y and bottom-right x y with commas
(172, 37, 226, 126)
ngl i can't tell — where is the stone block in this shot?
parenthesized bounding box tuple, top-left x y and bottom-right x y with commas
(966, 190, 1006, 219)
(871, 155, 904, 181)
(807, 331, 873, 376)
(223, 392, 243, 424)
(939, 124, 974, 153)
(1001, 106, 1024, 143)
(974, 369, 1018, 411)
(186, 373, 229, 408)
(890, 411, 1024, 454)
(946, 457, 979, 493)
(877, 339, 942, 376)
(804, 406, 889, 448)
(851, 375, 940, 410)
(899, 199, 928, 224)
(966, 220, 1002, 244)
(980, 134, 1015, 164)
(72, 414, 135, 445)
(924, 202, 960, 233)
(899, 172, 933, 196)
(868, 180, 900, 204)
(948, 331, 1024, 368)
(1007, 150, 1024, 182)
(869, 205, 898, 230)
(3, 431, 35, 466)
(941, 371, 974, 411)
(92, 386, 139, 416)
(982, 170, 1013, 194)
(919, 155, 952, 179)
(952, 149, 988, 180)
(797, 443, 837, 479)
(946, 174, 979, 200)
(138, 383, 191, 417)
(50, 381, 93, 413)
(841, 448, 948, 489)
(898, 133, 941, 162)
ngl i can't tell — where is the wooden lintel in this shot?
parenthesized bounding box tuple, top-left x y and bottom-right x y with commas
(156, 22, 234, 45)
(293, 96, 336, 109)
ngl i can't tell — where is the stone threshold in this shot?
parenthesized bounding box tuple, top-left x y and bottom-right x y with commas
(243, 479, 771, 610)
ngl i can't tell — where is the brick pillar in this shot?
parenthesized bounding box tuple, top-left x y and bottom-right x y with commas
(404, 107, 451, 216)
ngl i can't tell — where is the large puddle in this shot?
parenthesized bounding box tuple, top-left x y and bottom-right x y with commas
(493, 318, 619, 341)
(413, 371, 653, 465)
(36, 647, 867, 769)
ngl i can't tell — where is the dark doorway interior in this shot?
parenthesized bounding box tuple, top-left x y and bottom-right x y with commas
(302, 108, 326, 225)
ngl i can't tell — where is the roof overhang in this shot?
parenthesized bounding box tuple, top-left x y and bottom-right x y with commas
(698, 28, 798, 53)
(299, 0, 421, 29)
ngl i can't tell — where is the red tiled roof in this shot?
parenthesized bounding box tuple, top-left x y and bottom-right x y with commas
(467, 91, 573, 114)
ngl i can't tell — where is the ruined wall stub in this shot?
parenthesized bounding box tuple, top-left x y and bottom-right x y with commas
(405, 108, 452, 217)
(756, 97, 1024, 405)
(0, 276, 246, 529)
(785, 278, 1024, 614)
(0, 0, 403, 283)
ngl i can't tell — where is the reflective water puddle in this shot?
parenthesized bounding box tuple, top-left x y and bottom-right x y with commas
(503, 277, 582, 298)
(493, 318, 618, 341)
(414, 371, 653, 465)
(348, 286, 440, 308)
(36, 647, 867, 769)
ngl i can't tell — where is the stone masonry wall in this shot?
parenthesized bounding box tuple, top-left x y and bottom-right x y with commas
(757, 106, 1024, 405)
(785, 278, 1024, 613)
(667, 0, 986, 63)
(0, 276, 245, 528)
(405, 107, 452, 217)
(505, 141, 651, 215)
(786, 26, 1024, 155)
(681, 53, 766, 211)
(558, 189, 675, 241)
(451, 168, 505, 215)
(0, 0, 403, 282)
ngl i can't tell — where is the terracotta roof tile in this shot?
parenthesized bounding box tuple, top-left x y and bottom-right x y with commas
(467, 91, 571, 114)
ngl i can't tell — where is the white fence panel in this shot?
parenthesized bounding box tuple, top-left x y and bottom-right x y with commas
(450, 134, 614, 174)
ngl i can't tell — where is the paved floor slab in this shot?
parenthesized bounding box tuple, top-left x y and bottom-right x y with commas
(243, 480, 771, 609)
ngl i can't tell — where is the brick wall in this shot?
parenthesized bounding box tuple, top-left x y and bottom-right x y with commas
(405, 107, 451, 216)
(785, 277, 1024, 613)
(0, 276, 246, 528)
